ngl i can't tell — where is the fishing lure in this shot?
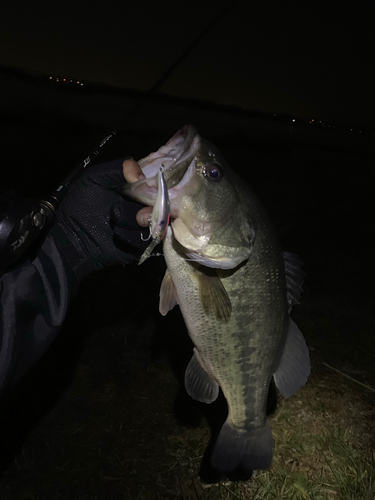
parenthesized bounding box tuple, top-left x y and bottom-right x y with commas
(138, 167, 170, 265)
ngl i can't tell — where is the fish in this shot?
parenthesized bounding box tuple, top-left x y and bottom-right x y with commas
(122, 125, 310, 473)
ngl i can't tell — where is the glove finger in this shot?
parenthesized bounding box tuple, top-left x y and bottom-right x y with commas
(83, 158, 132, 188)
(111, 199, 149, 230)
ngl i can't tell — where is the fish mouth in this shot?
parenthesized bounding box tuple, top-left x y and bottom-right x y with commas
(123, 125, 200, 210)
(138, 125, 196, 175)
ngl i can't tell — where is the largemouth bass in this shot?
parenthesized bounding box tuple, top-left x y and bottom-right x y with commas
(123, 125, 310, 472)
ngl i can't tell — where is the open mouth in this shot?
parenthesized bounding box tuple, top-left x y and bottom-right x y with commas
(138, 126, 197, 181)
(123, 125, 200, 209)
(138, 126, 190, 174)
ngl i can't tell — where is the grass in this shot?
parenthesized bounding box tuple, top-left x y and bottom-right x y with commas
(188, 371, 375, 500)
(1, 352, 374, 499)
(0, 268, 374, 499)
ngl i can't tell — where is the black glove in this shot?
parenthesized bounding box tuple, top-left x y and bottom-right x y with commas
(50, 159, 149, 282)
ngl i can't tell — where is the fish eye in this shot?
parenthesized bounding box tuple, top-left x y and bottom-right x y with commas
(204, 163, 223, 182)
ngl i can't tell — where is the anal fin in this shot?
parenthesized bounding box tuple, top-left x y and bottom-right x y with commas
(273, 318, 310, 398)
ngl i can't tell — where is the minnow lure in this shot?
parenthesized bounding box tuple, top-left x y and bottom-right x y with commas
(138, 167, 170, 265)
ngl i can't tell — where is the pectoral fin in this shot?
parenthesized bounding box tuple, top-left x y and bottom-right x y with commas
(273, 318, 310, 398)
(185, 348, 219, 404)
(159, 268, 178, 316)
(195, 267, 231, 322)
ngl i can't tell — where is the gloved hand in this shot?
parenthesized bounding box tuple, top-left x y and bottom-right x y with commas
(50, 158, 150, 282)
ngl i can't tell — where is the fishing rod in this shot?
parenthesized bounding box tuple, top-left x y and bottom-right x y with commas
(0, 1, 237, 276)
(0, 131, 117, 276)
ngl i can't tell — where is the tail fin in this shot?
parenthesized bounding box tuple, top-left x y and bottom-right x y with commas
(211, 420, 273, 471)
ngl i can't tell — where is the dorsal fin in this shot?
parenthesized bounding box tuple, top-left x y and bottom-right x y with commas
(283, 251, 305, 312)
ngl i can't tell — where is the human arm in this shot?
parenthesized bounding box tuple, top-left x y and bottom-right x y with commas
(0, 158, 149, 392)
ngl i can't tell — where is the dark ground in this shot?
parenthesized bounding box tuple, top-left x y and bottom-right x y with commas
(0, 95, 374, 499)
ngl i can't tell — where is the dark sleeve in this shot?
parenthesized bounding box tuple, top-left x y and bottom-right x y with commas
(0, 234, 77, 393)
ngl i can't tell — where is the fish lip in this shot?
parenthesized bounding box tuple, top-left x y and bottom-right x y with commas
(164, 124, 190, 147)
(185, 251, 246, 269)
(123, 125, 200, 205)
(139, 125, 199, 177)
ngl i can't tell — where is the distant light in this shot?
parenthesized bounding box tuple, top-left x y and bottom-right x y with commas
(292, 119, 296, 123)
(80, 83, 84, 86)
(49, 76, 52, 80)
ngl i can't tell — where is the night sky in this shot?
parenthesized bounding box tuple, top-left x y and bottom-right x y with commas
(1, 0, 375, 126)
